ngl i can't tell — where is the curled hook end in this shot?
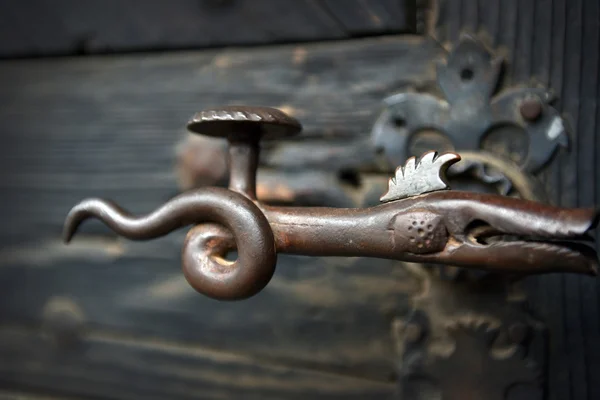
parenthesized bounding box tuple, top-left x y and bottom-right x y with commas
(62, 198, 116, 244)
(63, 230, 74, 244)
(63, 203, 86, 244)
(62, 189, 278, 300)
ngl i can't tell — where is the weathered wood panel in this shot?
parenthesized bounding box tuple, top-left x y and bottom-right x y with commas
(0, 326, 395, 400)
(437, 1, 600, 399)
(0, 253, 419, 379)
(0, 0, 419, 58)
(0, 36, 440, 398)
(0, 35, 441, 242)
(5, 1, 599, 398)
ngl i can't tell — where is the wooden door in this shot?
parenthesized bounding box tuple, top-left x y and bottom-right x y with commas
(0, 1, 598, 399)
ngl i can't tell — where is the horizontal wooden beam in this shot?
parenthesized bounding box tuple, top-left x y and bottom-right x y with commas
(0, 35, 439, 397)
(0, 326, 396, 399)
(0, 0, 420, 58)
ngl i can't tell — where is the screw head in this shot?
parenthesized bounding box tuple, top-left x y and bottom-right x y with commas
(520, 97, 543, 121)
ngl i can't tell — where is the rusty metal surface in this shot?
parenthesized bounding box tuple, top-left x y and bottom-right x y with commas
(371, 34, 564, 399)
(394, 266, 548, 400)
(372, 34, 568, 174)
(63, 106, 599, 300)
(397, 313, 542, 400)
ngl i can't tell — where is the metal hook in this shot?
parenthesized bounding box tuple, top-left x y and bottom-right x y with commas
(64, 106, 599, 300)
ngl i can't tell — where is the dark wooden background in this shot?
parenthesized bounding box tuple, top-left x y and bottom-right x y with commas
(0, 1, 598, 399)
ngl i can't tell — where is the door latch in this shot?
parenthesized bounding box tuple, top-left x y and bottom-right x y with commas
(63, 106, 598, 301)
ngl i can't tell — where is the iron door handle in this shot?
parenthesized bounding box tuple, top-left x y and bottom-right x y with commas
(63, 106, 599, 300)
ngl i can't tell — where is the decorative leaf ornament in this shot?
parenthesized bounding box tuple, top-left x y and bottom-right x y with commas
(380, 151, 461, 202)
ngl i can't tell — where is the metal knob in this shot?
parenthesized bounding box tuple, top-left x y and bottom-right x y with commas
(187, 106, 301, 199)
(65, 106, 302, 300)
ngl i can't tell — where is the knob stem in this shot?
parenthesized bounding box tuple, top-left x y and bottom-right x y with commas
(228, 138, 259, 199)
(186, 106, 302, 200)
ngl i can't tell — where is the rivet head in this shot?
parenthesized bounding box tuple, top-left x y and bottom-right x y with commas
(520, 97, 543, 121)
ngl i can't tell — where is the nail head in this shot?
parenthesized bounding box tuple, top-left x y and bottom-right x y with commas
(520, 98, 543, 121)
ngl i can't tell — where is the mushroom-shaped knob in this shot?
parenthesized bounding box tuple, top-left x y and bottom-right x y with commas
(187, 106, 302, 141)
(186, 106, 302, 200)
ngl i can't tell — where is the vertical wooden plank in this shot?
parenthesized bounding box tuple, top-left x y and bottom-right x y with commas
(477, 0, 501, 47)
(544, 0, 569, 398)
(578, 1, 600, 398)
(497, 0, 519, 81)
(461, 0, 478, 33)
(595, 18, 600, 400)
(512, 0, 535, 80)
(525, 0, 568, 399)
(525, 2, 554, 398)
(561, 0, 586, 398)
(436, 1, 600, 398)
(445, 0, 463, 42)
(531, 0, 552, 93)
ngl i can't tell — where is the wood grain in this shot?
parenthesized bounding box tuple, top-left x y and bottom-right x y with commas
(0, 326, 396, 400)
(0, 35, 438, 398)
(0, 0, 420, 58)
(437, 0, 600, 399)
(4, 1, 599, 398)
(0, 35, 441, 243)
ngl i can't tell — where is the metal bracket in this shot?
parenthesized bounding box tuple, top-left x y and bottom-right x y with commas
(372, 34, 570, 399)
(395, 305, 544, 400)
(372, 33, 568, 174)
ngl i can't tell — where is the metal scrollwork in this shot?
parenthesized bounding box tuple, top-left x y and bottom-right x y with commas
(396, 311, 543, 400)
(372, 33, 568, 175)
(372, 34, 574, 399)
